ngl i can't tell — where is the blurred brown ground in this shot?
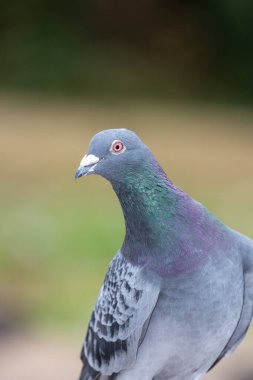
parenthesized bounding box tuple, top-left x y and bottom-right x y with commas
(0, 331, 252, 380)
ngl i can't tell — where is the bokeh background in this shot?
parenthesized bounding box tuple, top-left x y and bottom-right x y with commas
(0, 2, 253, 380)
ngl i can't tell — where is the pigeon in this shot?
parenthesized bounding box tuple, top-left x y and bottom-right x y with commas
(75, 129, 253, 380)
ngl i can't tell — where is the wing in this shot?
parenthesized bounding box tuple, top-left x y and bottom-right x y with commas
(209, 236, 253, 372)
(80, 251, 160, 379)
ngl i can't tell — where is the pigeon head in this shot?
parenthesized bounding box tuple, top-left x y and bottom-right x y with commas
(75, 128, 189, 263)
(75, 129, 152, 183)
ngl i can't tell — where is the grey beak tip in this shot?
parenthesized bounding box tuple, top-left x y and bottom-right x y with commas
(75, 168, 82, 180)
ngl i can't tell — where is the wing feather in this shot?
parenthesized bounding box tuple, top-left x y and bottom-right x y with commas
(81, 251, 160, 378)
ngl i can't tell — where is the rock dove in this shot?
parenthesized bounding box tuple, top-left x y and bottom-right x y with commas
(75, 129, 253, 380)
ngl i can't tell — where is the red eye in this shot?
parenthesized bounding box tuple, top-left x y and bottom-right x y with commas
(111, 140, 125, 154)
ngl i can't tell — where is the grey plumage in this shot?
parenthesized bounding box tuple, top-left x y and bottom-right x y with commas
(82, 254, 159, 377)
(75, 129, 253, 380)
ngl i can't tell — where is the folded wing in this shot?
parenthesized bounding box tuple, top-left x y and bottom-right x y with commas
(80, 251, 160, 379)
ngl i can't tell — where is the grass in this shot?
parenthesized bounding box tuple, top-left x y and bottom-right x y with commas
(0, 94, 253, 332)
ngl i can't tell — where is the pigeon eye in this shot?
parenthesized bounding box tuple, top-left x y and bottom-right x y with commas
(111, 140, 125, 154)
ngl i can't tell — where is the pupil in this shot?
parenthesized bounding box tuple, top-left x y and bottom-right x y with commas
(116, 145, 120, 150)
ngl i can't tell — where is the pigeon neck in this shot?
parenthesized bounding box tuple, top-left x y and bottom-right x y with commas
(112, 161, 185, 262)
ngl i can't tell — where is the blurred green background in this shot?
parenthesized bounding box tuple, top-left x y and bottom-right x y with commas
(0, 2, 253, 380)
(1, 0, 253, 101)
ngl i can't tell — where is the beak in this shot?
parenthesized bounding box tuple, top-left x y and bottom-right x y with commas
(75, 154, 100, 179)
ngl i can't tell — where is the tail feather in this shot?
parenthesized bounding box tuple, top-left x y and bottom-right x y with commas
(79, 365, 117, 380)
(79, 365, 100, 380)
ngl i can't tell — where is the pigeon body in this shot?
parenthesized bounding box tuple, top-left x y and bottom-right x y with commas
(75, 129, 253, 380)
